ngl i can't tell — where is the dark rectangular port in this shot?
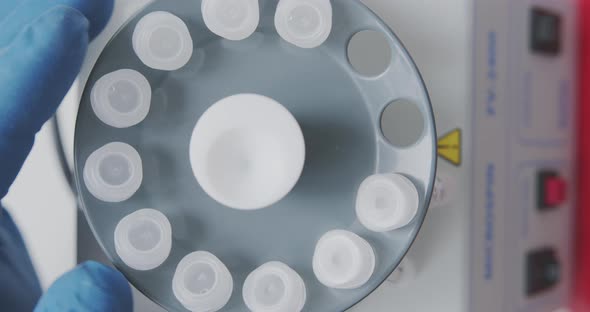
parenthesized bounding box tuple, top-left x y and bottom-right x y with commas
(530, 7, 562, 56)
(526, 248, 561, 296)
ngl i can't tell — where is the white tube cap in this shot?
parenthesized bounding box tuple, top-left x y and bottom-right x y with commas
(356, 173, 419, 232)
(83, 142, 143, 203)
(173, 251, 233, 312)
(274, 0, 332, 49)
(133, 11, 194, 71)
(243, 262, 306, 312)
(189, 94, 305, 210)
(114, 209, 172, 271)
(91, 69, 152, 128)
(202, 0, 260, 41)
(312, 230, 375, 289)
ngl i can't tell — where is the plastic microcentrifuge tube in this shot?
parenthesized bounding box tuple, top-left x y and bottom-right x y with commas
(355, 173, 419, 232)
(173, 251, 233, 312)
(189, 93, 305, 210)
(202, 0, 259, 41)
(312, 230, 375, 289)
(114, 209, 172, 271)
(274, 0, 333, 49)
(83, 142, 143, 203)
(243, 262, 307, 312)
(133, 11, 194, 71)
(91, 69, 152, 128)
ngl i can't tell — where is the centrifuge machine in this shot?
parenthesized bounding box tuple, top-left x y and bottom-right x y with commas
(42, 0, 579, 311)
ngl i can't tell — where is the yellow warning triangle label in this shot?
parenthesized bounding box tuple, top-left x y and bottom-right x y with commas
(437, 129, 462, 166)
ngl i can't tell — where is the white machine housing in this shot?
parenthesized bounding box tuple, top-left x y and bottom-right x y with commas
(354, 0, 578, 312)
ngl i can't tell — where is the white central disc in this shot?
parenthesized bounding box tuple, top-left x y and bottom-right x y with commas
(190, 93, 305, 210)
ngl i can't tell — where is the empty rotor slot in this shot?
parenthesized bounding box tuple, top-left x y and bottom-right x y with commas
(380, 99, 426, 148)
(347, 30, 392, 77)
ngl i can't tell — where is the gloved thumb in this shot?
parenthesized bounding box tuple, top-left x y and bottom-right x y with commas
(34, 261, 133, 312)
(0, 6, 89, 198)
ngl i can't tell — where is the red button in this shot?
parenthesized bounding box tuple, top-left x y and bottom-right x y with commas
(544, 176, 567, 207)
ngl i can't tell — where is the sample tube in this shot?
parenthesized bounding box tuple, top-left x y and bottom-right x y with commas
(312, 230, 375, 289)
(243, 262, 307, 312)
(91, 69, 152, 128)
(114, 208, 172, 271)
(275, 0, 333, 48)
(356, 173, 419, 232)
(201, 0, 260, 41)
(172, 251, 234, 312)
(83, 142, 143, 203)
(133, 11, 194, 70)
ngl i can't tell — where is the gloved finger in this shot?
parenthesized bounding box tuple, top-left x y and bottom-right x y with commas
(0, 6, 89, 198)
(0, 2, 20, 22)
(34, 261, 133, 312)
(0, 0, 114, 46)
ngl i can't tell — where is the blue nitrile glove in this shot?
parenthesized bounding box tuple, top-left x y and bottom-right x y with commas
(0, 0, 133, 311)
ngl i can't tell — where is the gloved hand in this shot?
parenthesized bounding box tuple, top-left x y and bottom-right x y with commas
(0, 0, 133, 311)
